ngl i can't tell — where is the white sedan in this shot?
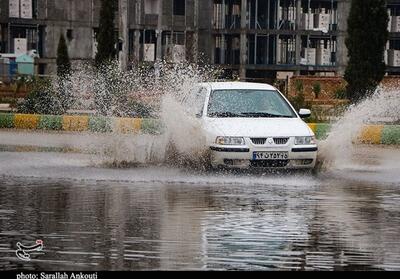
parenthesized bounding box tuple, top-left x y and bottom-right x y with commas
(187, 82, 318, 169)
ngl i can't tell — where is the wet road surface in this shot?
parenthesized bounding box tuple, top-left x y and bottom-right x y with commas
(0, 146, 399, 271)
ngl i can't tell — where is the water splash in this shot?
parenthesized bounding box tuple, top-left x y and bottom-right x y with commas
(53, 60, 221, 167)
(319, 86, 400, 170)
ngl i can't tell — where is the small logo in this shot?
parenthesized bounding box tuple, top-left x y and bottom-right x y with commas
(267, 138, 274, 145)
(16, 240, 44, 261)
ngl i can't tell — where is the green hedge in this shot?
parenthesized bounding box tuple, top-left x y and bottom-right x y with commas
(0, 113, 14, 128)
(88, 116, 113, 133)
(38, 115, 63, 130)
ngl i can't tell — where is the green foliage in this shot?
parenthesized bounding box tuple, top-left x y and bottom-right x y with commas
(95, 0, 117, 67)
(305, 107, 325, 123)
(38, 115, 63, 130)
(344, 0, 389, 103)
(290, 80, 307, 111)
(56, 34, 71, 77)
(312, 82, 321, 99)
(17, 78, 65, 115)
(294, 80, 304, 94)
(334, 86, 347, 99)
(0, 113, 14, 128)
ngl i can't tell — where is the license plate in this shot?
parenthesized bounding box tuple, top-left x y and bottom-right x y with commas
(253, 151, 289, 160)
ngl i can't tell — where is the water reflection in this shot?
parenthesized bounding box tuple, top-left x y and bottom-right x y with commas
(0, 176, 399, 270)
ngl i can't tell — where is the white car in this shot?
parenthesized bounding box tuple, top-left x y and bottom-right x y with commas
(186, 82, 318, 169)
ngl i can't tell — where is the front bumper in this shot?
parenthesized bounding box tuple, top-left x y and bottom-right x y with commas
(210, 145, 318, 169)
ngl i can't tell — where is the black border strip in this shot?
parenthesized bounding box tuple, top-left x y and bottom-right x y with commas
(291, 147, 318, 152)
(210, 147, 250, 153)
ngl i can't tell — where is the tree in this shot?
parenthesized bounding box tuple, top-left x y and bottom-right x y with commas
(56, 34, 71, 77)
(18, 78, 64, 115)
(95, 0, 117, 67)
(56, 33, 73, 113)
(344, 0, 389, 103)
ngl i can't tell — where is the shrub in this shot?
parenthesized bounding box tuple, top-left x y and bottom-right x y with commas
(312, 82, 322, 99)
(17, 78, 65, 115)
(334, 86, 347, 99)
(289, 80, 308, 111)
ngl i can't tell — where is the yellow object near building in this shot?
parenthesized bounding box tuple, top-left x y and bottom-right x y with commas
(14, 114, 40, 130)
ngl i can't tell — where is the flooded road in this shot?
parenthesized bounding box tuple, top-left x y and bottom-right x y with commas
(0, 146, 399, 271)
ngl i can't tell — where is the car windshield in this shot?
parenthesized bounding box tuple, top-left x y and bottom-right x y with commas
(207, 89, 297, 118)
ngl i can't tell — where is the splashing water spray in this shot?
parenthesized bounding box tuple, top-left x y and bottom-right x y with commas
(53, 60, 221, 168)
(318, 85, 400, 171)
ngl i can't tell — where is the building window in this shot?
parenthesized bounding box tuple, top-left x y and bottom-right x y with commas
(145, 0, 159, 15)
(173, 0, 185, 16)
(32, 0, 39, 18)
(67, 29, 73, 41)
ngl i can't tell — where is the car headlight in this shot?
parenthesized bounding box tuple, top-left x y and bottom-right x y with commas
(295, 136, 316, 145)
(215, 136, 245, 145)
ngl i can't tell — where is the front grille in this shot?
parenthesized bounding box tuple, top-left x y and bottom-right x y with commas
(251, 138, 289, 145)
(251, 138, 267, 145)
(250, 160, 289, 168)
(273, 137, 289, 145)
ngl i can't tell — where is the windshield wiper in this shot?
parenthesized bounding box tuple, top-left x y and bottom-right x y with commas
(208, 112, 245, 118)
(241, 112, 294, 118)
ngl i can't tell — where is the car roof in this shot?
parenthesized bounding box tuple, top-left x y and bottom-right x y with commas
(198, 82, 277, 91)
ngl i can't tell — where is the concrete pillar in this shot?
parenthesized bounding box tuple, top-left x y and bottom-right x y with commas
(156, 0, 163, 60)
(337, 0, 350, 76)
(240, 0, 247, 80)
(133, 30, 140, 63)
(118, 0, 129, 70)
(221, 34, 225, 64)
(295, 0, 302, 75)
(193, 0, 199, 63)
(155, 0, 163, 77)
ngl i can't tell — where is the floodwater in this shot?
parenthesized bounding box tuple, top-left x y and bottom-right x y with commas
(0, 146, 399, 271)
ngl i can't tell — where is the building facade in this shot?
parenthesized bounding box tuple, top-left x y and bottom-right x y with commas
(0, 0, 399, 80)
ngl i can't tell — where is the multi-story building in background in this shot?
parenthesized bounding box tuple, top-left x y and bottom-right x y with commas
(0, 0, 400, 81)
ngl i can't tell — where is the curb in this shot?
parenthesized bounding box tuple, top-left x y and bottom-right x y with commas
(0, 113, 399, 145)
(0, 113, 150, 134)
(307, 123, 400, 145)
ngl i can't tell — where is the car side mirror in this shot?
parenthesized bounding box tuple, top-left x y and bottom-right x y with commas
(299, 109, 311, 118)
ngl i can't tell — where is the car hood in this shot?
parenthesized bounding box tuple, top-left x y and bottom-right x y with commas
(203, 117, 314, 138)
